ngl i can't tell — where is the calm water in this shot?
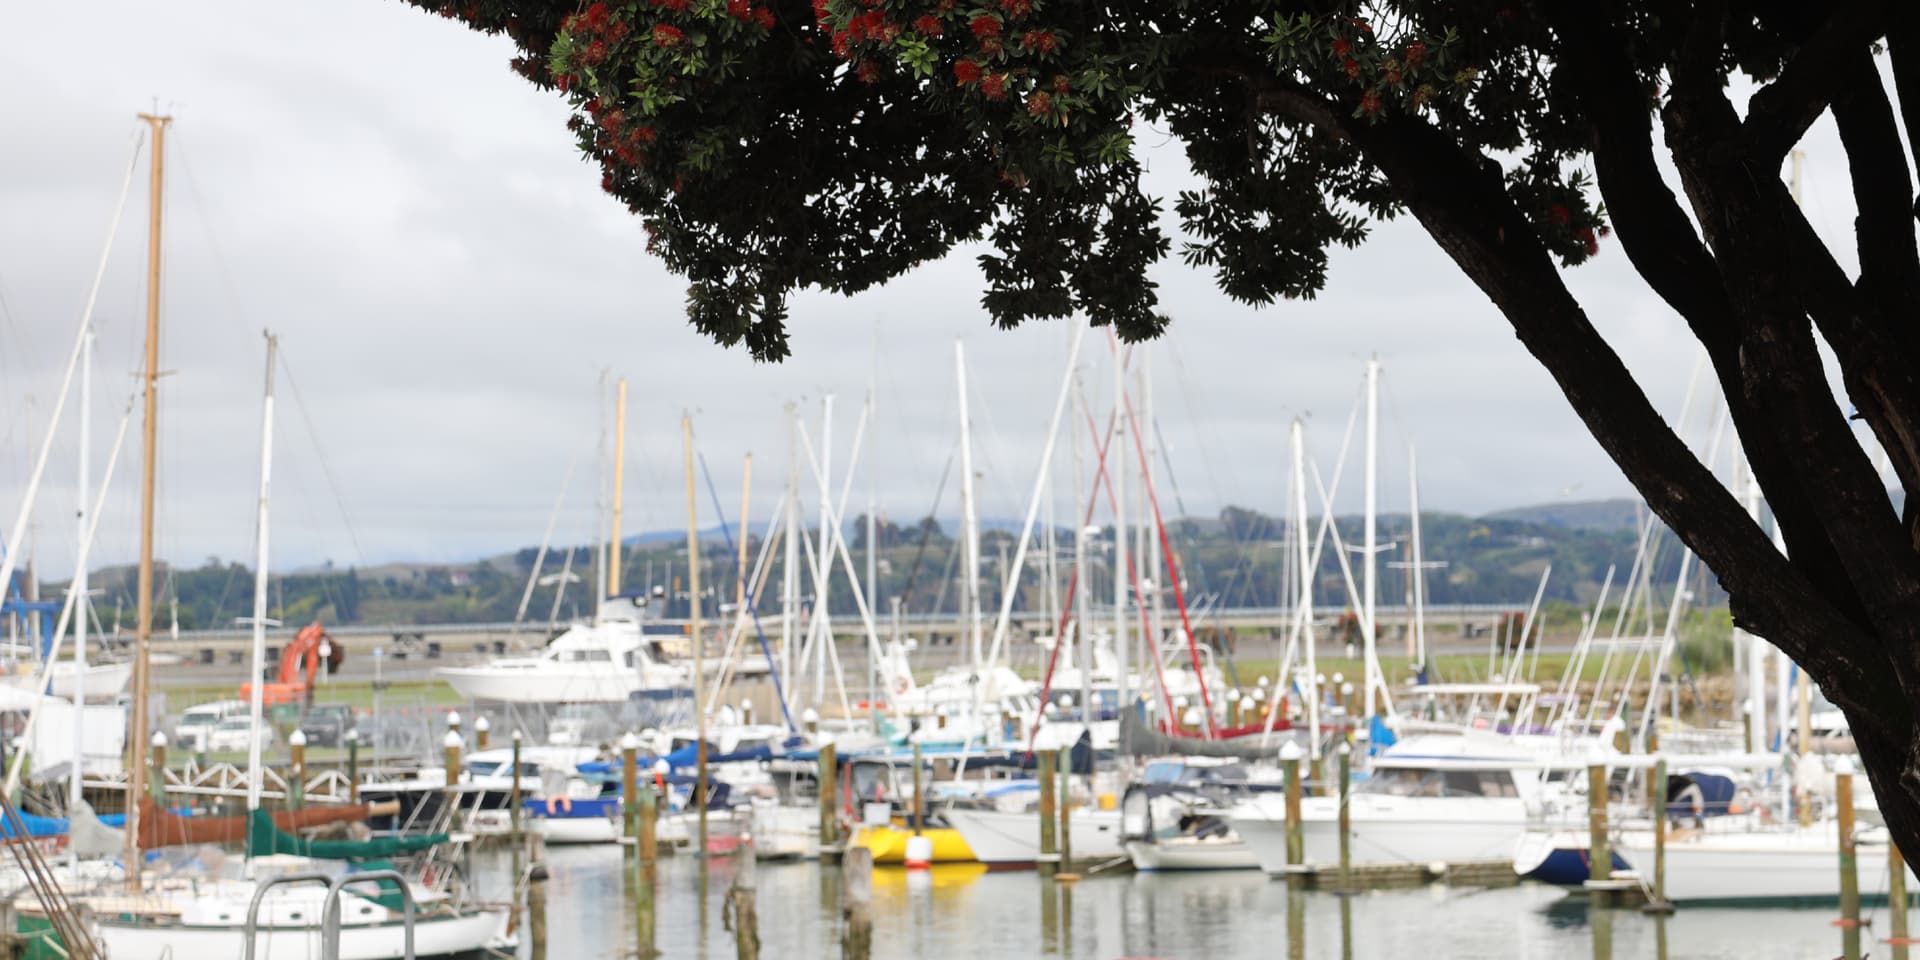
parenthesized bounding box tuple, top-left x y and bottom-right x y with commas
(475, 845, 1890, 959)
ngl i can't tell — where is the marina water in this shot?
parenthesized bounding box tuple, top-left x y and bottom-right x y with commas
(478, 846, 1878, 959)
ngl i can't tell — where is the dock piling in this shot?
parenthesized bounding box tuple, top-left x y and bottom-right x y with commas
(1587, 764, 1611, 908)
(726, 844, 760, 960)
(1838, 758, 1861, 932)
(1641, 759, 1674, 914)
(622, 732, 641, 844)
(347, 729, 361, 804)
(1038, 749, 1058, 880)
(1891, 841, 1912, 954)
(819, 743, 841, 864)
(1282, 742, 1304, 872)
(1336, 740, 1351, 891)
(842, 846, 873, 960)
(1058, 756, 1074, 878)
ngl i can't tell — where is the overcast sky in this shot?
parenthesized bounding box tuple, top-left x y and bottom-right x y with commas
(0, 1, 1877, 576)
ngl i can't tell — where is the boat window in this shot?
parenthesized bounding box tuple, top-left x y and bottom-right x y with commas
(561, 650, 613, 663)
(468, 760, 502, 777)
(1142, 762, 1184, 785)
(1180, 764, 1246, 784)
(623, 651, 637, 668)
(733, 738, 769, 754)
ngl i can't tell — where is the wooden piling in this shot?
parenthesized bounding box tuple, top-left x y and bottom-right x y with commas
(1283, 747, 1304, 870)
(1038, 749, 1058, 880)
(727, 845, 760, 960)
(1336, 741, 1352, 890)
(508, 731, 522, 858)
(1058, 756, 1074, 878)
(475, 715, 490, 751)
(638, 772, 659, 866)
(529, 857, 549, 960)
(911, 742, 924, 834)
(1642, 759, 1673, 914)
(1587, 764, 1611, 906)
(1891, 841, 1912, 952)
(623, 734, 641, 844)
(842, 846, 873, 960)
(631, 846, 657, 959)
(1839, 760, 1860, 930)
(347, 730, 361, 804)
(819, 743, 841, 863)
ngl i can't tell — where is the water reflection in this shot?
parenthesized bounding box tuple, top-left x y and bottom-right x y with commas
(484, 847, 1885, 959)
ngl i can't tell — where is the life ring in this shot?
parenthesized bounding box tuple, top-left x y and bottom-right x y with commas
(544, 795, 574, 816)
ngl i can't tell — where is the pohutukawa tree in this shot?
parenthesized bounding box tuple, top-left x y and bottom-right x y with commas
(412, 0, 1920, 857)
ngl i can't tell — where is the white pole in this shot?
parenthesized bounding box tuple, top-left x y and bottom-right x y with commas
(783, 403, 800, 708)
(1112, 345, 1131, 719)
(1142, 348, 1164, 676)
(956, 342, 985, 672)
(69, 327, 92, 826)
(245, 335, 278, 813)
(1293, 419, 1319, 755)
(1362, 357, 1380, 720)
(1073, 376, 1093, 726)
(1407, 445, 1427, 668)
(816, 395, 834, 701)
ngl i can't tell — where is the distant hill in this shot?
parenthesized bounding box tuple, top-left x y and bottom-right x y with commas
(1484, 498, 1640, 532)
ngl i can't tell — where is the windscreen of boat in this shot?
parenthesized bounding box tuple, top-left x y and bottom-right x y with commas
(560, 649, 613, 663)
(1141, 762, 1184, 784)
(1363, 766, 1519, 798)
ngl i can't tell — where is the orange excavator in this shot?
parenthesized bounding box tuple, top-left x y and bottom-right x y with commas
(239, 620, 345, 706)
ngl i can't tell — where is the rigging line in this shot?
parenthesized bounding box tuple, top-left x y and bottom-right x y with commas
(1121, 388, 1218, 736)
(897, 441, 958, 615)
(695, 450, 795, 731)
(276, 349, 367, 564)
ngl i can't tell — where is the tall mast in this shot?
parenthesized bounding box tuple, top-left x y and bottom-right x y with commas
(1072, 375, 1092, 725)
(245, 334, 278, 814)
(1407, 445, 1428, 667)
(1362, 356, 1380, 721)
(866, 330, 879, 694)
(815, 396, 833, 699)
(955, 343, 983, 671)
(682, 414, 707, 851)
(127, 110, 170, 882)
(608, 377, 628, 599)
(1142, 349, 1163, 670)
(1111, 345, 1130, 719)
(70, 327, 92, 834)
(781, 404, 799, 704)
(1292, 419, 1319, 757)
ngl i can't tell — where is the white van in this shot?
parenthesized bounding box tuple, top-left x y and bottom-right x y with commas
(174, 700, 251, 752)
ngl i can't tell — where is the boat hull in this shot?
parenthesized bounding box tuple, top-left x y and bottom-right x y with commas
(853, 824, 975, 864)
(1613, 830, 1920, 903)
(1232, 795, 1524, 873)
(436, 666, 640, 704)
(85, 908, 510, 960)
(1125, 837, 1259, 871)
(943, 808, 1124, 867)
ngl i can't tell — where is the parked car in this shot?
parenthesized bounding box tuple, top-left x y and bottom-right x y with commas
(205, 716, 275, 753)
(298, 704, 358, 748)
(174, 700, 250, 752)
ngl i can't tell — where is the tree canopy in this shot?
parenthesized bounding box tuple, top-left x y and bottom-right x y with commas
(411, 0, 1920, 862)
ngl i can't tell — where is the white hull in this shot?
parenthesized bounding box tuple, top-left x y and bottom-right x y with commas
(749, 800, 818, 860)
(1125, 837, 1258, 871)
(540, 813, 622, 844)
(1, 661, 132, 701)
(943, 808, 1124, 866)
(95, 910, 509, 960)
(1232, 794, 1525, 873)
(437, 666, 673, 704)
(1614, 828, 1919, 902)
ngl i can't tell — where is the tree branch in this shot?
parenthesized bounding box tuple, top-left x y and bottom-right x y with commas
(1743, 0, 1890, 160)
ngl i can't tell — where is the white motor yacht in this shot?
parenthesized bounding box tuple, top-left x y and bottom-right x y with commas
(438, 598, 690, 704)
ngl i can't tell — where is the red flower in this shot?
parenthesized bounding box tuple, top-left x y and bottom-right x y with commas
(954, 59, 982, 84)
(649, 0, 690, 10)
(1021, 30, 1059, 54)
(1412, 83, 1434, 107)
(998, 0, 1030, 18)
(653, 23, 686, 46)
(602, 108, 626, 133)
(1404, 41, 1427, 69)
(582, 39, 609, 64)
(1051, 73, 1070, 93)
(1549, 204, 1570, 225)
(831, 30, 853, 57)
(1343, 57, 1360, 79)
(970, 14, 1000, 39)
(753, 7, 775, 28)
(602, 171, 616, 193)
(584, 2, 610, 31)
(1576, 227, 1599, 256)
(1351, 17, 1372, 33)
(981, 72, 1007, 99)
(914, 14, 943, 36)
(607, 19, 630, 41)
(1384, 66, 1402, 86)
(856, 59, 882, 83)
(1359, 89, 1382, 116)
(812, 0, 830, 23)
(1331, 38, 1350, 58)
(728, 0, 752, 19)
(1026, 90, 1051, 117)
(634, 125, 658, 144)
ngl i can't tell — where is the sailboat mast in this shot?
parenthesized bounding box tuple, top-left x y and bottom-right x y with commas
(70, 327, 92, 831)
(1408, 445, 1427, 667)
(1362, 357, 1380, 721)
(955, 343, 983, 672)
(246, 335, 278, 813)
(126, 111, 170, 882)
(682, 414, 707, 851)
(1292, 419, 1319, 757)
(782, 404, 799, 704)
(1111, 345, 1130, 721)
(609, 377, 628, 599)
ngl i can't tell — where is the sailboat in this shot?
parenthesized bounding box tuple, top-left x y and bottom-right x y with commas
(34, 119, 511, 959)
